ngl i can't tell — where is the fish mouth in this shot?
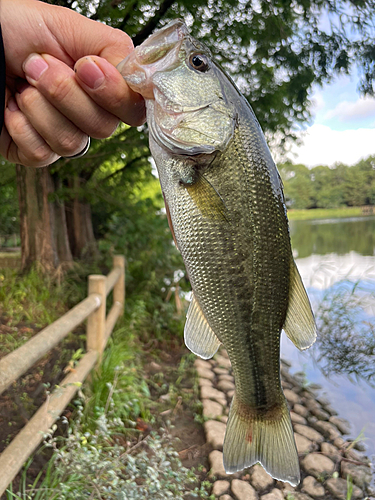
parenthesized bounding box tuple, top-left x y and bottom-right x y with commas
(117, 20, 188, 99)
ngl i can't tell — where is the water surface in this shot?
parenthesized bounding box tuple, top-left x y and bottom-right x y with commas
(282, 216, 375, 465)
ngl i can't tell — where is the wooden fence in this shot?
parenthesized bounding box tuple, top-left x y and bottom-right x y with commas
(0, 255, 125, 496)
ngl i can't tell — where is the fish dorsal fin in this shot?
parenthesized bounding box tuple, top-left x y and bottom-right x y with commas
(283, 260, 317, 351)
(184, 293, 221, 359)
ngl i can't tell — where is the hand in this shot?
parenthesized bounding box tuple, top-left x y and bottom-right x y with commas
(0, 0, 145, 167)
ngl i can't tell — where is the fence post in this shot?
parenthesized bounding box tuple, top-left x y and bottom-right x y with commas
(113, 255, 125, 313)
(87, 275, 106, 357)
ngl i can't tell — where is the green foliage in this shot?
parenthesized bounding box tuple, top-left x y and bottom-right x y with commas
(6, 395, 208, 499)
(280, 155, 375, 210)
(313, 280, 375, 385)
(69, 0, 375, 139)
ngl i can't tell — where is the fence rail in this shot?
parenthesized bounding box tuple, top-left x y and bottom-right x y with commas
(0, 255, 125, 496)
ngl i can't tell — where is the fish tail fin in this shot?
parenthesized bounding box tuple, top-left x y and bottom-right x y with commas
(223, 394, 300, 486)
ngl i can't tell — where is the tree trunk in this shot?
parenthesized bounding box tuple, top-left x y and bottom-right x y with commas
(16, 165, 73, 271)
(66, 175, 98, 259)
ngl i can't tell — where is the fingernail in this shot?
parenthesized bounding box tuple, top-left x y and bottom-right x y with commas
(75, 57, 105, 89)
(7, 97, 19, 112)
(23, 54, 48, 81)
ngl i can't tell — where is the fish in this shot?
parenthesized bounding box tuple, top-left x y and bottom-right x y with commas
(117, 19, 317, 486)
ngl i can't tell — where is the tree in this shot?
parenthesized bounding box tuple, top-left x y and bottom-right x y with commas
(14, 0, 375, 270)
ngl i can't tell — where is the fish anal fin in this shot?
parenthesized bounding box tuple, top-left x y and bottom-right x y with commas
(184, 294, 221, 359)
(223, 394, 300, 486)
(283, 260, 317, 351)
(186, 174, 229, 222)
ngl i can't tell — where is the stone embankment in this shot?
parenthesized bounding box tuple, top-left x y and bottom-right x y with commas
(195, 350, 374, 500)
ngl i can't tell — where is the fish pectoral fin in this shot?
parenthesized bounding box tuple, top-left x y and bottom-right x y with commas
(186, 174, 230, 222)
(184, 294, 221, 359)
(283, 260, 317, 350)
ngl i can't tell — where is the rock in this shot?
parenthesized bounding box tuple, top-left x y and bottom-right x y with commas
(322, 404, 338, 416)
(326, 477, 363, 500)
(220, 415, 228, 423)
(294, 424, 324, 443)
(231, 479, 258, 500)
(329, 416, 351, 435)
(203, 399, 224, 419)
(294, 433, 314, 454)
(219, 349, 229, 358)
(352, 440, 366, 452)
(310, 420, 340, 440)
(212, 480, 230, 496)
(310, 407, 330, 421)
(341, 460, 372, 488)
(283, 389, 301, 405)
(320, 442, 341, 461)
(304, 399, 321, 412)
(227, 389, 235, 399)
(260, 488, 283, 500)
(214, 367, 229, 375)
(333, 436, 346, 450)
(218, 374, 235, 382)
(287, 494, 314, 500)
(301, 453, 335, 478)
(281, 380, 293, 390)
(201, 386, 227, 405)
(217, 379, 236, 393)
(302, 476, 325, 497)
(294, 403, 309, 418)
(215, 355, 232, 369)
(149, 361, 162, 373)
(219, 495, 233, 500)
(195, 359, 213, 370)
(196, 366, 215, 380)
(199, 377, 213, 387)
(291, 411, 307, 425)
(250, 464, 274, 491)
(205, 420, 226, 450)
(209, 450, 230, 478)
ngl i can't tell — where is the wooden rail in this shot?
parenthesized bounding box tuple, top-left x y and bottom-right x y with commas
(0, 255, 125, 496)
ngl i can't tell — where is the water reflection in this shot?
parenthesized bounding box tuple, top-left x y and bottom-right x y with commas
(313, 281, 375, 386)
(289, 216, 375, 258)
(281, 215, 375, 459)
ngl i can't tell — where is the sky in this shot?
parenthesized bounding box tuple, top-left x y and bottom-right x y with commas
(289, 73, 375, 168)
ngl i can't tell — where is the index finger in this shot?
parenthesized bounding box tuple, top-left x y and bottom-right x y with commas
(74, 56, 146, 127)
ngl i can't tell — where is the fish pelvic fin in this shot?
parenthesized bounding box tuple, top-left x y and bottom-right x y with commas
(223, 394, 300, 486)
(283, 260, 317, 350)
(184, 293, 221, 359)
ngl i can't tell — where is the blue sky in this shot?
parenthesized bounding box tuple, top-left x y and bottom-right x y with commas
(290, 71, 375, 167)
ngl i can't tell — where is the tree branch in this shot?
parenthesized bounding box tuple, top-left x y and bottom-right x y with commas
(132, 0, 176, 46)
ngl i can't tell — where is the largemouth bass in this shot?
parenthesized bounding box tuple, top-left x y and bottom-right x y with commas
(118, 20, 316, 486)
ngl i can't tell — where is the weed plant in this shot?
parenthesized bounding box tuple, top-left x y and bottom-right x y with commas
(6, 388, 211, 499)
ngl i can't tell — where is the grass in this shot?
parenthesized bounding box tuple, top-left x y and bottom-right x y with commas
(287, 206, 364, 220)
(2, 259, 211, 498)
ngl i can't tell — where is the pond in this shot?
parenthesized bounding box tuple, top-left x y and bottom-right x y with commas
(282, 216, 375, 468)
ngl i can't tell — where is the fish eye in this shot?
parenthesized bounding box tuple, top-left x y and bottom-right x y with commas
(189, 53, 209, 72)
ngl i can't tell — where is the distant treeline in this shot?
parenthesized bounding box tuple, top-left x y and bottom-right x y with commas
(279, 155, 375, 209)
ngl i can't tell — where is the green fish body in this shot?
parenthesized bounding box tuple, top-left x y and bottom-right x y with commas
(118, 20, 316, 486)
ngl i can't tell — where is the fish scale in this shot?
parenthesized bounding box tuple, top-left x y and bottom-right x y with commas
(119, 18, 317, 485)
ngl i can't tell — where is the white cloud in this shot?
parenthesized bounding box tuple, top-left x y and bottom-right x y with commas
(324, 96, 375, 122)
(289, 124, 375, 167)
